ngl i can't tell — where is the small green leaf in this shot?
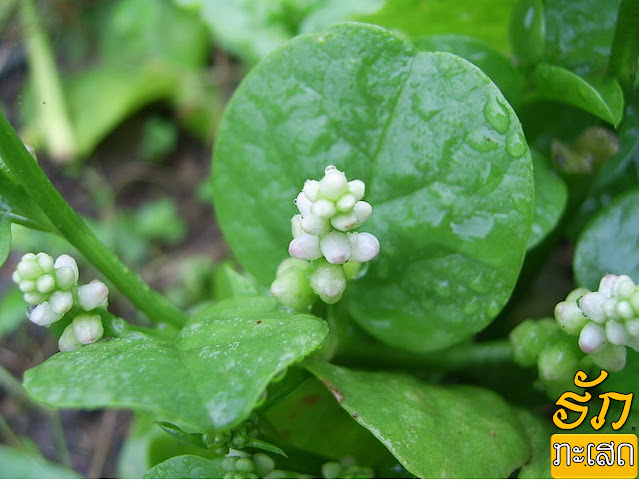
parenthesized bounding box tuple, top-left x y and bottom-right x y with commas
(304, 361, 530, 478)
(528, 150, 567, 249)
(213, 262, 260, 300)
(24, 296, 327, 431)
(0, 445, 81, 478)
(413, 34, 523, 106)
(509, 0, 545, 66)
(243, 438, 288, 458)
(155, 421, 207, 449)
(574, 189, 639, 290)
(213, 23, 534, 352)
(528, 64, 624, 126)
(144, 455, 225, 479)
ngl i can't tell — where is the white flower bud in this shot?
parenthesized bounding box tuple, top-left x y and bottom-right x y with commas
(589, 344, 627, 372)
(24, 292, 46, 305)
(331, 212, 360, 232)
(276, 258, 309, 277)
(77, 280, 109, 311)
(28, 301, 63, 326)
(12, 271, 22, 284)
(565, 287, 591, 302)
(54, 255, 79, 285)
(613, 275, 635, 299)
(288, 234, 322, 260)
(336, 193, 356, 212)
(616, 300, 634, 320)
(72, 313, 104, 345)
(59, 324, 82, 352)
(295, 192, 312, 216)
(270, 264, 315, 311)
(626, 318, 639, 337)
(348, 180, 365, 200)
(311, 199, 336, 218)
(320, 231, 351, 264)
(579, 292, 607, 323)
(49, 291, 73, 316)
(301, 213, 330, 235)
(602, 299, 619, 320)
(309, 261, 346, 304)
(598, 275, 618, 298)
(55, 266, 77, 290)
(36, 252, 54, 272)
(347, 232, 380, 263)
(318, 166, 348, 201)
(17, 258, 41, 280)
(291, 214, 304, 238)
(36, 274, 55, 293)
(630, 290, 639, 313)
(353, 201, 372, 224)
(19, 280, 36, 293)
(554, 300, 588, 335)
(605, 320, 629, 345)
(22, 253, 37, 262)
(579, 322, 607, 353)
(303, 180, 320, 202)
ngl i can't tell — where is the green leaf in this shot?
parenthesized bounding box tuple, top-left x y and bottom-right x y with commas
(412, 34, 523, 106)
(0, 217, 10, 266)
(509, 0, 545, 66)
(528, 150, 567, 249)
(155, 421, 207, 449)
(574, 189, 639, 289)
(213, 262, 260, 300)
(527, 64, 624, 126)
(304, 361, 530, 478)
(0, 174, 54, 232)
(213, 23, 534, 352)
(0, 445, 81, 478)
(144, 455, 225, 479)
(0, 286, 27, 338)
(264, 378, 391, 463)
(514, 409, 552, 479)
(24, 296, 327, 432)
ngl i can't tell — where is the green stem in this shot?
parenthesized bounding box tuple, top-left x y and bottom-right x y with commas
(608, 0, 639, 95)
(0, 412, 24, 449)
(0, 111, 188, 327)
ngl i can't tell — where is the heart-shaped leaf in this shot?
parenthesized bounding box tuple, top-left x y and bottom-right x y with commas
(144, 455, 225, 479)
(212, 23, 533, 352)
(24, 296, 327, 431)
(304, 360, 530, 478)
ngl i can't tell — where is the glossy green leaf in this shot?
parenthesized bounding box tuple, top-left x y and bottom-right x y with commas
(0, 445, 81, 478)
(0, 217, 10, 267)
(509, 0, 545, 66)
(264, 378, 391, 463)
(514, 409, 552, 479)
(155, 421, 207, 449)
(24, 296, 327, 432)
(413, 34, 523, 106)
(0, 175, 54, 233)
(574, 189, 639, 290)
(528, 150, 567, 249)
(527, 64, 624, 126)
(0, 286, 27, 338)
(304, 361, 530, 478)
(144, 455, 225, 479)
(212, 23, 534, 352)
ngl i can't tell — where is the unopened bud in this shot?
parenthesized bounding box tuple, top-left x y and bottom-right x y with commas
(630, 290, 639, 313)
(554, 301, 588, 335)
(49, 291, 73, 316)
(616, 300, 634, 319)
(598, 275, 618, 298)
(566, 287, 591, 303)
(28, 301, 63, 326)
(613, 275, 635, 299)
(19, 280, 36, 293)
(252, 453, 275, 478)
(295, 192, 312, 216)
(510, 318, 558, 367)
(59, 323, 82, 352)
(579, 292, 607, 323)
(72, 313, 104, 344)
(276, 258, 309, 277)
(331, 212, 360, 231)
(605, 320, 629, 345)
(24, 292, 46, 305)
(538, 340, 581, 382)
(336, 193, 356, 212)
(348, 232, 380, 263)
(55, 266, 77, 290)
(353, 201, 372, 224)
(312, 199, 336, 218)
(235, 457, 255, 474)
(320, 231, 351, 264)
(579, 322, 607, 353)
(309, 261, 346, 304)
(288, 234, 322, 260)
(348, 180, 365, 200)
(291, 214, 304, 238)
(54, 254, 79, 279)
(17, 258, 41, 280)
(35, 252, 54, 272)
(271, 262, 315, 311)
(36, 274, 55, 294)
(626, 318, 639, 337)
(589, 343, 627, 372)
(318, 166, 348, 200)
(77, 280, 109, 311)
(301, 213, 330, 235)
(603, 299, 620, 320)
(303, 180, 319, 202)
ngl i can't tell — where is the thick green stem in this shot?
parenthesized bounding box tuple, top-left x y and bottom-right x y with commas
(0, 111, 188, 327)
(608, 0, 639, 95)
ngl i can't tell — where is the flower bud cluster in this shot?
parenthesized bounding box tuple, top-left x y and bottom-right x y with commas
(271, 166, 380, 308)
(220, 451, 275, 479)
(321, 456, 374, 479)
(13, 252, 109, 352)
(555, 274, 639, 372)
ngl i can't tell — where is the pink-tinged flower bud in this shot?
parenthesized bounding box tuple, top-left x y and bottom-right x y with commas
(309, 260, 346, 304)
(336, 193, 356, 212)
(598, 274, 618, 298)
(49, 291, 73, 316)
(348, 180, 365, 200)
(72, 313, 104, 345)
(589, 344, 627, 372)
(613, 275, 636, 299)
(348, 232, 380, 263)
(578, 292, 607, 323)
(36, 274, 55, 294)
(318, 166, 348, 201)
(303, 180, 319, 202)
(579, 322, 607, 353)
(312, 199, 336, 218)
(288, 234, 322, 260)
(554, 300, 587, 335)
(59, 324, 82, 352)
(54, 254, 79, 286)
(77, 280, 109, 311)
(331, 212, 360, 232)
(605, 320, 629, 345)
(28, 301, 63, 327)
(36, 252, 54, 272)
(291, 214, 304, 238)
(353, 201, 372, 224)
(301, 213, 330, 235)
(295, 192, 312, 216)
(320, 232, 351, 264)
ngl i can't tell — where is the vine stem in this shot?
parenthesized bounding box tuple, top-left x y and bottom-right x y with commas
(608, 0, 639, 96)
(0, 111, 188, 328)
